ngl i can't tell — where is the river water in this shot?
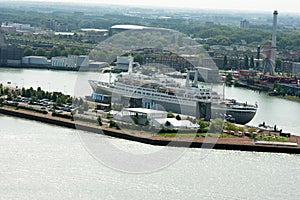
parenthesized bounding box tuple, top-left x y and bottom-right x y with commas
(1, 68, 299, 134)
(0, 68, 300, 199)
(0, 114, 300, 199)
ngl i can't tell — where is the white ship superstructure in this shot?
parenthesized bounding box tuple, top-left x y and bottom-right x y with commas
(89, 61, 257, 124)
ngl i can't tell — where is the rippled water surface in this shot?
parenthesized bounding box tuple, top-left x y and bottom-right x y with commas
(0, 115, 299, 199)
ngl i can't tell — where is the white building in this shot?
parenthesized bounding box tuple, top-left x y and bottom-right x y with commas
(1, 22, 33, 31)
(51, 56, 68, 67)
(114, 108, 167, 123)
(152, 118, 199, 129)
(67, 55, 78, 68)
(22, 56, 49, 65)
(51, 55, 89, 68)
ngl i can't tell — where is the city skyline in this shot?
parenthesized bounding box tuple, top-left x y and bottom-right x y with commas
(18, 0, 300, 13)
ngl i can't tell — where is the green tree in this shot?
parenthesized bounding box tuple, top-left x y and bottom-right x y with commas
(50, 47, 61, 57)
(223, 55, 228, 69)
(97, 116, 102, 126)
(203, 44, 210, 51)
(244, 55, 249, 69)
(209, 118, 223, 133)
(167, 111, 175, 118)
(133, 53, 144, 64)
(165, 121, 171, 127)
(36, 48, 46, 56)
(275, 58, 282, 72)
(175, 114, 181, 120)
(198, 118, 210, 133)
(73, 50, 81, 56)
(24, 46, 34, 56)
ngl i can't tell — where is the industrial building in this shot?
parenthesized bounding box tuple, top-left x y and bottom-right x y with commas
(240, 19, 250, 29)
(89, 61, 109, 69)
(197, 66, 219, 83)
(22, 56, 49, 66)
(0, 45, 23, 66)
(115, 56, 134, 71)
(51, 55, 89, 68)
(51, 56, 68, 67)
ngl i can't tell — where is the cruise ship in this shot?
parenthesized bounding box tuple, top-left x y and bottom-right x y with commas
(89, 64, 257, 124)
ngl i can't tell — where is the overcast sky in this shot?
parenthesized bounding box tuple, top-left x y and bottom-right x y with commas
(32, 0, 300, 13)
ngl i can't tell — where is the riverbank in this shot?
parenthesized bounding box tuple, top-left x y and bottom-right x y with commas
(233, 81, 300, 103)
(0, 64, 101, 72)
(1, 106, 300, 154)
(0, 64, 78, 71)
(277, 95, 300, 103)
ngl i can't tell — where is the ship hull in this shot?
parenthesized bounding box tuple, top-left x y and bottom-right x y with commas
(226, 109, 256, 124)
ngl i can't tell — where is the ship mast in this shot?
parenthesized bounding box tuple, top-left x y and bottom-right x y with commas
(185, 71, 190, 87)
(193, 70, 198, 87)
(128, 55, 133, 75)
(109, 71, 112, 84)
(223, 82, 225, 100)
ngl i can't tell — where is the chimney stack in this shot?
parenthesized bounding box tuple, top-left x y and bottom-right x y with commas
(272, 10, 278, 63)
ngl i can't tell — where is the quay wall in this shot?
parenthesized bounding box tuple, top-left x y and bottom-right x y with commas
(1, 107, 300, 154)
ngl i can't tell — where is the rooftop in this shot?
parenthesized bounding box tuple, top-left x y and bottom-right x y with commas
(125, 108, 167, 115)
(110, 24, 147, 30)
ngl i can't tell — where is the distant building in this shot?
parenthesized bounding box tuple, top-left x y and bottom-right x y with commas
(51, 55, 89, 68)
(109, 24, 167, 36)
(197, 67, 219, 83)
(0, 45, 23, 66)
(1, 22, 33, 31)
(279, 61, 293, 74)
(109, 24, 147, 36)
(89, 61, 108, 69)
(22, 56, 49, 65)
(73, 11, 84, 18)
(115, 56, 134, 71)
(51, 56, 68, 67)
(67, 55, 78, 68)
(0, 26, 17, 33)
(292, 62, 300, 75)
(46, 19, 67, 32)
(54, 32, 75, 36)
(240, 19, 250, 29)
(80, 28, 108, 36)
(77, 55, 89, 68)
(205, 21, 214, 27)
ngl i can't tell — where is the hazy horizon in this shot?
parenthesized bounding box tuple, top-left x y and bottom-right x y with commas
(9, 0, 300, 13)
